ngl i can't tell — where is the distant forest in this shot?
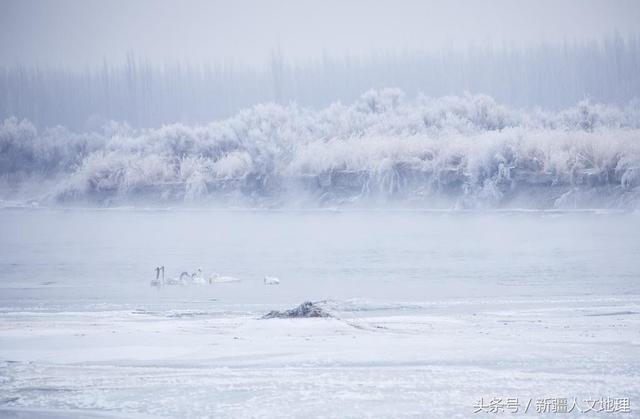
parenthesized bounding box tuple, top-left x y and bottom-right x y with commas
(1, 33, 639, 129)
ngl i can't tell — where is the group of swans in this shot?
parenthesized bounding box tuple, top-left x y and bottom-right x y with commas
(151, 266, 279, 287)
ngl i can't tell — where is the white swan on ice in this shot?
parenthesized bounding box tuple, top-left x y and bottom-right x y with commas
(163, 270, 191, 285)
(264, 276, 280, 285)
(150, 267, 243, 286)
(191, 268, 206, 285)
(150, 266, 164, 287)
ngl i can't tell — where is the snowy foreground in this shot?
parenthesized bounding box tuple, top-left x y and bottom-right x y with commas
(1, 296, 639, 418)
(1, 209, 639, 417)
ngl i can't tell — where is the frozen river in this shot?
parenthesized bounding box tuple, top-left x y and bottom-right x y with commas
(1, 209, 639, 417)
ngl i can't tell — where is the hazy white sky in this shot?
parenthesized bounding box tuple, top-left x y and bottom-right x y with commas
(1, 0, 639, 68)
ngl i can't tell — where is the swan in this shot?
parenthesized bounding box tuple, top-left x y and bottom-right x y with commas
(209, 273, 241, 284)
(191, 268, 206, 285)
(164, 269, 189, 285)
(150, 266, 163, 287)
(264, 276, 280, 285)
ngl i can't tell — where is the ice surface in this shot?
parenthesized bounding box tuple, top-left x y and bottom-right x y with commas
(1, 297, 639, 418)
(1, 210, 639, 417)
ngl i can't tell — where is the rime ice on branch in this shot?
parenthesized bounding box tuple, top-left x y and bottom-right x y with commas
(1, 91, 639, 209)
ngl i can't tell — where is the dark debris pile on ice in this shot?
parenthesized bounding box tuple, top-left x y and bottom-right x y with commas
(262, 301, 332, 319)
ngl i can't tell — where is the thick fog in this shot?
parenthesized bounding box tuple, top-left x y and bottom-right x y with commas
(2, 0, 640, 67)
(1, 0, 640, 128)
(0, 0, 640, 68)
(2, 35, 640, 129)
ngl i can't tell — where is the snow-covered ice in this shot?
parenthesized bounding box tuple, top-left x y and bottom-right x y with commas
(1, 297, 639, 418)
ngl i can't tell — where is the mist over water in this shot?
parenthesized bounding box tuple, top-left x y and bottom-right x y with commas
(1, 209, 639, 312)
